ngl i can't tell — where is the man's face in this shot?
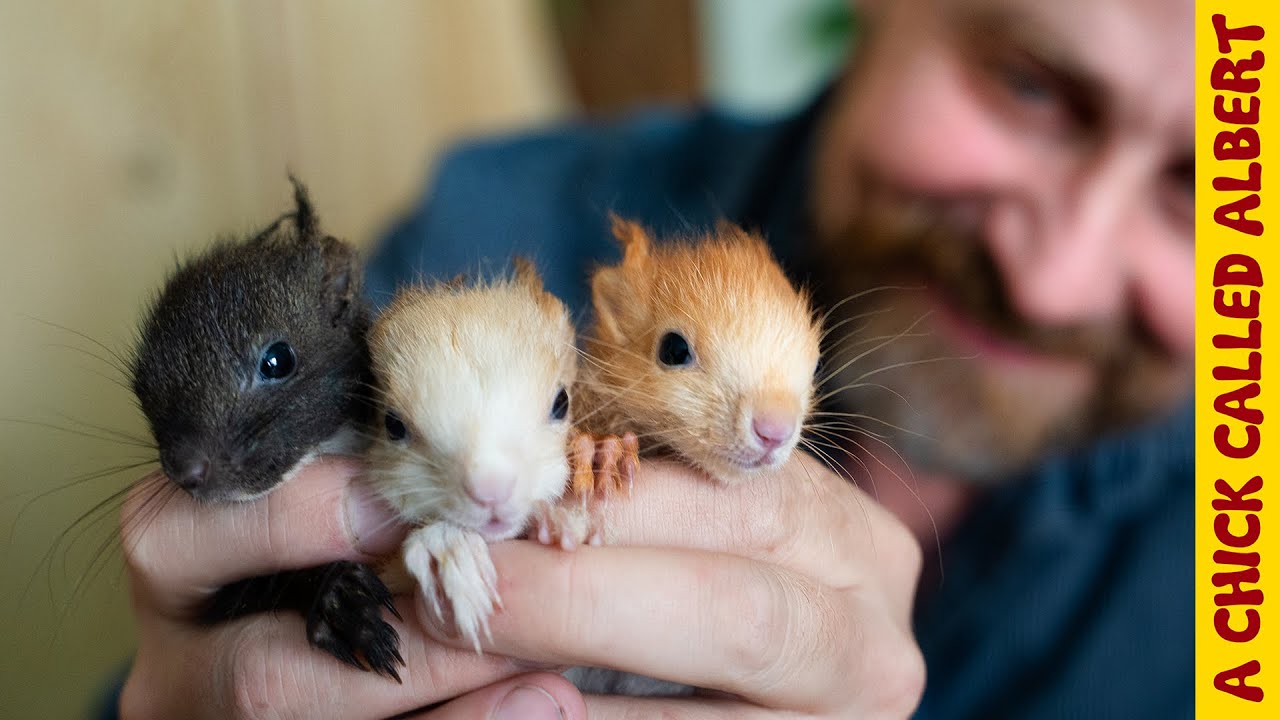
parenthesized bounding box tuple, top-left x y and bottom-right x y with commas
(810, 0, 1193, 482)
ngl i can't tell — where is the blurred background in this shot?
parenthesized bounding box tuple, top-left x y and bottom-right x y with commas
(0, 0, 849, 716)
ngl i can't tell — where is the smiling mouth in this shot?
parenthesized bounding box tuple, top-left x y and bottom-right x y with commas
(847, 184, 1116, 367)
(928, 285, 1047, 365)
(923, 274, 1126, 374)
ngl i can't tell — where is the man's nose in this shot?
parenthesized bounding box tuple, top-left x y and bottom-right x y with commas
(985, 154, 1138, 327)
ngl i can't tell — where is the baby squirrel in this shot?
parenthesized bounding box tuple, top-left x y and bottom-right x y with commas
(362, 261, 579, 652)
(561, 216, 821, 525)
(561, 215, 823, 696)
(130, 177, 402, 679)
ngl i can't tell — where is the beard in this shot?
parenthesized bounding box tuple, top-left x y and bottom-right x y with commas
(805, 197, 1192, 485)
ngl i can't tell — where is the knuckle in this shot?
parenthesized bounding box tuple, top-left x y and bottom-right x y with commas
(829, 593, 866, 678)
(558, 547, 602, 647)
(885, 514, 923, 578)
(265, 473, 350, 557)
(809, 585, 855, 689)
(837, 596, 925, 719)
(721, 563, 789, 686)
(864, 634, 927, 718)
(514, 540, 593, 655)
(261, 493, 287, 560)
(224, 627, 290, 720)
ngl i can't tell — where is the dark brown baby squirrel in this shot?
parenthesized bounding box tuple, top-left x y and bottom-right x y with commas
(129, 177, 403, 679)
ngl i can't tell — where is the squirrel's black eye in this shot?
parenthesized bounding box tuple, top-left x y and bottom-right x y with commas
(551, 387, 569, 421)
(385, 411, 407, 441)
(657, 332, 693, 367)
(259, 341, 296, 380)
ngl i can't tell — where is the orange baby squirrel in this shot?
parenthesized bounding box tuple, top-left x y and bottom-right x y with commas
(535, 215, 823, 547)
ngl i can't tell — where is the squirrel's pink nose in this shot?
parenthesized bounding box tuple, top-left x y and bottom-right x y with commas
(464, 471, 516, 508)
(752, 412, 797, 451)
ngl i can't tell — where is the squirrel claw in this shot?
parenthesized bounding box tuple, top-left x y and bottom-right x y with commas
(530, 499, 590, 551)
(570, 431, 639, 500)
(565, 430, 640, 544)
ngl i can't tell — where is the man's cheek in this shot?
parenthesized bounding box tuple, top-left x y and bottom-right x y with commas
(1131, 240, 1194, 357)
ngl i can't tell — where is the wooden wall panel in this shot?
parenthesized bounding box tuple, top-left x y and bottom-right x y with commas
(0, 2, 568, 716)
(550, 0, 701, 115)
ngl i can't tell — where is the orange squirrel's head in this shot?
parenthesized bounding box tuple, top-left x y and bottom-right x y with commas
(583, 215, 822, 482)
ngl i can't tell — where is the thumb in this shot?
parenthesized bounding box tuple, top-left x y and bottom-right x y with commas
(410, 672, 586, 720)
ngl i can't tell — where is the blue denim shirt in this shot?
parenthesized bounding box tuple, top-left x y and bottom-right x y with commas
(95, 97, 1192, 719)
(367, 97, 1194, 720)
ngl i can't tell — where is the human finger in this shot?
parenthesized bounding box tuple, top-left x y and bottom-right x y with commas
(416, 542, 876, 711)
(120, 456, 405, 617)
(404, 672, 587, 720)
(122, 595, 524, 720)
(595, 452, 921, 597)
(584, 694, 792, 720)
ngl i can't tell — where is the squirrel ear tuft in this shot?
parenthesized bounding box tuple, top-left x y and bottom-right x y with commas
(287, 173, 319, 238)
(608, 213, 651, 269)
(512, 256, 545, 293)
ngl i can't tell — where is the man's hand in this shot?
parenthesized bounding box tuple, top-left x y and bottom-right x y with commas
(116, 457, 585, 720)
(418, 453, 927, 719)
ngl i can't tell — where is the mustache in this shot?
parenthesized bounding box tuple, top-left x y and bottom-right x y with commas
(825, 205, 1158, 363)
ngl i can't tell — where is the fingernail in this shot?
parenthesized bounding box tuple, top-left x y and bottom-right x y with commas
(344, 483, 402, 555)
(493, 685, 563, 720)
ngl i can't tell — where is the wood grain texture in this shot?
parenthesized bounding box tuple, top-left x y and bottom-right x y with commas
(0, 2, 568, 716)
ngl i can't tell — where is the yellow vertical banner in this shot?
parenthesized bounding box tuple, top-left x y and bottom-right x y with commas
(1198, 3, 1277, 717)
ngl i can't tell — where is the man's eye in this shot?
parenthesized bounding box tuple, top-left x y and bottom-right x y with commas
(974, 50, 1086, 136)
(1171, 158, 1195, 197)
(1161, 157, 1195, 229)
(997, 62, 1052, 103)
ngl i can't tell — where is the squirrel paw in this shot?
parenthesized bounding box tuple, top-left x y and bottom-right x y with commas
(568, 431, 638, 544)
(306, 561, 405, 682)
(403, 524, 500, 655)
(530, 498, 592, 550)
(569, 430, 638, 501)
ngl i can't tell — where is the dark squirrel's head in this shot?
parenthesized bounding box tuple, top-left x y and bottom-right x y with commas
(131, 177, 373, 503)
